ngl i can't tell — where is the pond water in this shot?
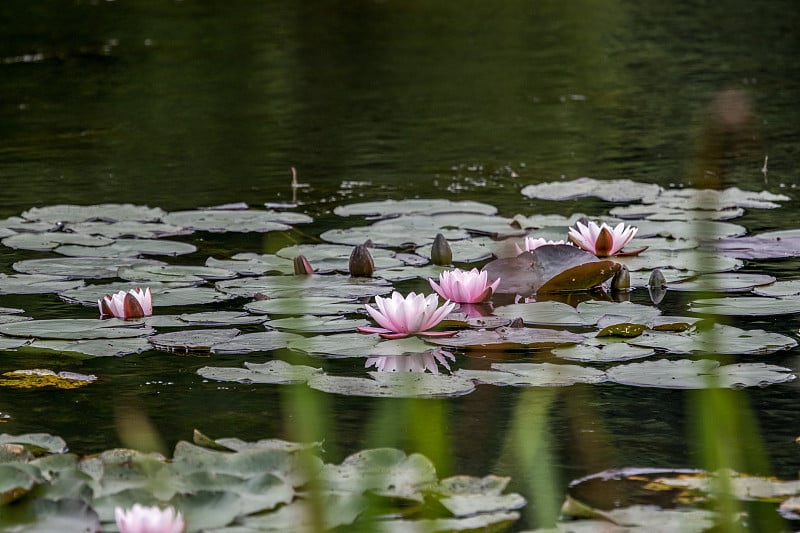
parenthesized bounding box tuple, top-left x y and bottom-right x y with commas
(1, 1, 800, 531)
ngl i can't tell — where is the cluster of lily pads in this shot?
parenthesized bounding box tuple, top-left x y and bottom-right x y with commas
(0, 177, 799, 529)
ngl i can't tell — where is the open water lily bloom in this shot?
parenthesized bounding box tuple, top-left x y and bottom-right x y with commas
(514, 237, 569, 255)
(358, 291, 457, 339)
(568, 220, 638, 257)
(98, 287, 153, 319)
(115, 504, 185, 533)
(429, 268, 500, 303)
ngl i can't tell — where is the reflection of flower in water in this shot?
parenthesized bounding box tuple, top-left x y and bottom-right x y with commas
(115, 504, 185, 533)
(366, 349, 455, 374)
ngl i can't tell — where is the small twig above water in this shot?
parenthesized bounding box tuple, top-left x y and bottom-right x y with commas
(762, 155, 769, 183)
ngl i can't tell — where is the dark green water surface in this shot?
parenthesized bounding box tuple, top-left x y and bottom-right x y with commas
(1, 0, 800, 528)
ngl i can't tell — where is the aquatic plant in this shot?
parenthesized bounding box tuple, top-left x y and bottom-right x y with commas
(115, 504, 185, 533)
(514, 237, 569, 255)
(429, 268, 500, 303)
(568, 220, 638, 257)
(98, 287, 152, 319)
(357, 291, 456, 339)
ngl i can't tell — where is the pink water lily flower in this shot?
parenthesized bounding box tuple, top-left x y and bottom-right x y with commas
(568, 220, 638, 257)
(357, 291, 457, 339)
(115, 504, 185, 533)
(514, 237, 569, 255)
(98, 287, 153, 319)
(429, 268, 500, 303)
(366, 349, 455, 374)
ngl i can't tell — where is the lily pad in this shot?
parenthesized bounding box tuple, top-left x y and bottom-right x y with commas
(416, 237, 497, 264)
(0, 274, 84, 295)
(206, 254, 295, 276)
(163, 209, 307, 232)
(606, 359, 795, 389)
(667, 273, 775, 292)
(289, 334, 434, 358)
(689, 296, 800, 316)
(198, 360, 323, 384)
(117, 265, 238, 283)
(65, 220, 191, 239)
(0, 433, 68, 454)
(55, 238, 197, 258)
(575, 300, 663, 325)
(0, 369, 97, 389)
(753, 280, 800, 297)
(264, 315, 368, 333)
(610, 203, 745, 221)
(209, 331, 302, 355)
(2, 232, 114, 251)
(59, 281, 192, 306)
(427, 327, 584, 350)
(654, 187, 788, 210)
(713, 235, 800, 259)
(553, 341, 655, 363)
(26, 337, 154, 357)
(244, 297, 362, 316)
(333, 199, 497, 218)
(20, 204, 166, 223)
(520, 177, 662, 202)
(307, 372, 476, 398)
(492, 301, 589, 326)
(632, 220, 746, 240)
(216, 275, 392, 300)
(457, 362, 607, 387)
(13, 257, 166, 279)
(171, 311, 267, 327)
(148, 329, 241, 352)
(373, 264, 451, 282)
(0, 319, 151, 340)
(321, 225, 469, 248)
(628, 324, 797, 355)
(612, 249, 742, 273)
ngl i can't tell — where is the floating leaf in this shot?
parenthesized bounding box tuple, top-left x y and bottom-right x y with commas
(206, 254, 295, 276)
(117, 265, 238, 283)
(26, 338, 153, 357)
(628, 324, 797, 355)
(492, 301, 590, 326)
(0, 464, 39, 504)
(209, 331, 301, 355)
(0, 274, 84, 295)
(613, 249, 742, 273)
(753, 280, 800, 297)
(632, 220, 745, 240)
(416, 236, 497, 264)
(427, 327, 583, 350)
(59, 281, 191, 305)
(163, 209, 307, 232)
(0, 319, 151, 340)
(713, 235, 800, 259)
(689, 296, 800, 316)
(0, 433, 68, 454)
(65, 220, 191, 239)
(0, 369, 97, 389)
(596, 323, 647, 337)
(13, 257, 166, 279)
(289, 334, 434, 358)
(611, 203, 744, 221)
(333, 199, 497, 218)
(2, 232, 113, 251)
(275, 244, 401, 273)
(244, 297, 362, 316)
(520, 177, 661, 202)
(148, 329, 241, 352)
(307, 372, 476, 398)
(198, 360, 323, 384)
(654, 187, 788, 210)
(216, 275, 392, 300)
(575, 300, 662, 325)
(321, 225, 469, 248)
(458, 362, 607, 387)
(173, 311, 267, 327)
(606, 359, 795, 389)
(553, 341, 655, 363)
(55, 238, 197, 258)
(264, 315, 368, 333)
(20, 204, 166, 223)
(667, 273, 775, 292)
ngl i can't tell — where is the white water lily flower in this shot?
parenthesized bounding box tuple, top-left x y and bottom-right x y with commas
(568, 220, 637, 257)
(115, 504, 185, 533)
(98, 287, 153, 319)
(357, 291, 457, 339)
(429, 268, 500, 303)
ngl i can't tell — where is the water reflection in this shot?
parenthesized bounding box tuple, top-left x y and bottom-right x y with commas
(365, 349, 455, 374)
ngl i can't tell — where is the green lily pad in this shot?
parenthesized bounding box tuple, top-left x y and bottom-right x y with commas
(244, 297, 362, 316)
(596, 323, 647, 337)
(427, 327, 583, 351)
(610, 203, 745, 221)
(520, 177, 662, 202)
(553, 341, 655, 362)
(307, 372, 476, 398)
(162, 209, 305, 233)
(148, 329, 241, 352)
(206, 254, 295, 276)
(667, 273, 775, 292)
(627, 324, 797, 355)
(575, 300, 663, 325)
(712, 235, 800, 260)
(321, 225, 469, 248)
(632, 220, 746, 240)
(0, 464, 39, 504)
(13, 257, 166, 279)
(209, 331, 302, 355)
(118, 265, 238, 283)
(216, 275, 392, 300)
(289, 334, 434, 358)
(492, 301, 589, 326)
(198, 360, 323, 384)
(264, 315, 368, 333)
(0, 274, 84, 295)
(753, 280, 800, 297)
(606, 359, 795, 389)
(372, 264, 452, 282)
(0, 433, 68, 453)
(65, 220, 191, 239)
(458, 362, 607, 386)
(689, 296, 800, 316)
(2, 232, 114, 251)
(275, 244, 400, 271)
(20, 204, 166, 223)
(333, 199, 497, 217)
(55, 238, 197, 258)
(59, 281, 191, 305)
(613, 249, 742, 273)
(26, 337, 154, 357)
(655, 187, 789, 210)
(0, 319, 151, 340)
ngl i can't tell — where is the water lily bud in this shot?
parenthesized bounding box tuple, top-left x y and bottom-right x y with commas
(611, 265, 631, 291)
(431, 233, 452, 266)
(349, 244, 375, 277)
(293, 255, 314, 275)
(648, 268, 667, 289)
